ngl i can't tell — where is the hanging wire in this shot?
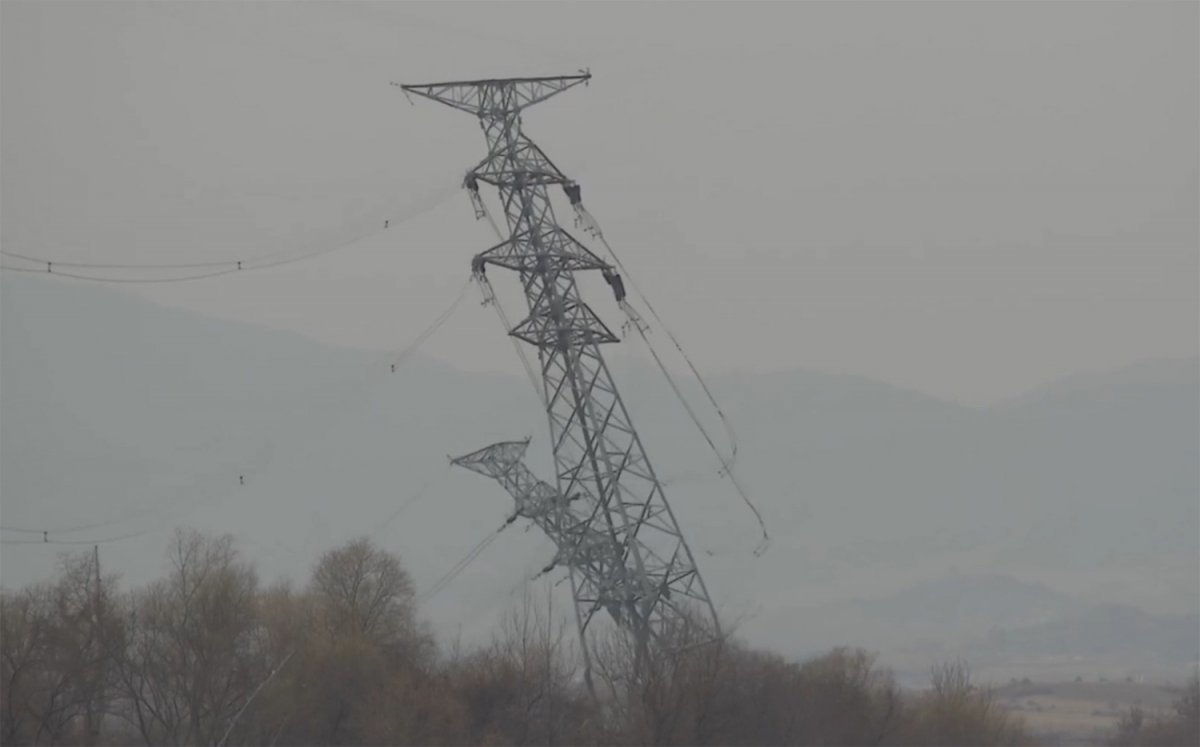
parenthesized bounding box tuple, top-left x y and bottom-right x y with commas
(387, 275, 474, 371)
(456, 541, 559, 633)
(474, 180, 765, 552)
(0, 435, 280, 549)
(572, 201, 738, 469)
(0, 527, 166, 547)
(475, 275, 546, 407)
(218, 649, 297, 747)
(1, 250, 239, 270)
(476, 201, 548, 407)
(577, 211, 768, 554)
(0, 264, 245, 283)
(2, 273, 476, 547)
(625, 308, 770, 553)
(415, 521, 510, 604)
(595, 231, 739, 470)
(370, 467, 450, 539)
(0, 181, 460, 283)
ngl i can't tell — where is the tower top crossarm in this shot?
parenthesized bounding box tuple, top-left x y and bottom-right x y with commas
(394, 73, 590, 117)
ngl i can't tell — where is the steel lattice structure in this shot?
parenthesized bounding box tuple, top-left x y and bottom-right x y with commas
(400, 74, 719, 671)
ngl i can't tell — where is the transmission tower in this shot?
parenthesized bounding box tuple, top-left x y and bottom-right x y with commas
(400, 74, 720, 673)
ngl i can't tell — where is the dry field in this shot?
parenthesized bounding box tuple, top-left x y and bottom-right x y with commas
(994, 680, 1186, 745)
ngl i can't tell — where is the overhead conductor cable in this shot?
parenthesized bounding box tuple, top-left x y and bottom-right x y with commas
(3, 274, 475, 548)
(1, 181, 460, 283)
(566, 184, 768, 553)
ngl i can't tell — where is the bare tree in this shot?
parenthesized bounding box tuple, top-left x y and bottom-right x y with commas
(1, 551, 124, 746)
(244, 538, 439, 745)
(1109, 675, 1200, 747)
(448, 586, 594, 745)
(902, 660, 1031, 746)
(1, 530, 1050, 747)
(589, 608, 726, 745)
(111, 529, 264, 746)
(1, 584, 58, 745)
(309, 537, 425, 659)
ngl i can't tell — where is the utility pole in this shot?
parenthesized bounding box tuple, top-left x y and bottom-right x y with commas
(85, 545, 102, 746)
(402, 74, 720, 674)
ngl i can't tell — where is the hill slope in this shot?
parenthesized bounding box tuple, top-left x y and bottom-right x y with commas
(2, 275, 1196, 673)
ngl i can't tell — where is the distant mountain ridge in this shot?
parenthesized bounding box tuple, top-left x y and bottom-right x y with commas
(995, 357, 1199, 411)
(981, 603, 1200, 665)
(2, 275, 1196, 678)
(849, 574, 1076, 630)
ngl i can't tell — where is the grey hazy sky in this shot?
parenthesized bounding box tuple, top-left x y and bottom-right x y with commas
(2, 0, 1196, 405)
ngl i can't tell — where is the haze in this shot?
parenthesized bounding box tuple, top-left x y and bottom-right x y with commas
(2, 1, 1195, 405)
(1, 2, 1197, 741)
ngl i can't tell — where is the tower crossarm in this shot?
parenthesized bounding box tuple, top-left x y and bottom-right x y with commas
(468, 133, 571, 189)
(395, 74, 590, 117)
(451, 439, 564, 521)
(452, 439, 676, 631)
(474, 225, 609, 275)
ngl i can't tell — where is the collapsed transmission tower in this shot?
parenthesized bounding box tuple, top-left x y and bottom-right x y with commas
(399, 74, 720, 673)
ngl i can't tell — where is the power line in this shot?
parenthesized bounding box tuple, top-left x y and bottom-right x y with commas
(592, 230, 739, 470)
(414, 522, 508, 604)
(627, 315, 770, 552)
(218, 649, 297, 747)
(475, 200, 548, 407)
(0, 250, 238, 270)
(387, 276, 474, 371)
(480, 280, 547, 406)
(3, 437, 280, 544)
(0, 182, 460, 283)
(574, 211, 768, 552)
(370, 468, 449, 539)
(0, 527, 163, 547)
(455, 543, 558, 633)
(2, 274, 476, 547)
(0, 264, 244, 283)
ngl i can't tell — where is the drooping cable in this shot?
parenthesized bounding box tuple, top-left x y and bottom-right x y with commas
(387, 276, 474, 371)
(0, 182, 459, 283)
(475, 275, 546, 408)
(370, 467, 449, 539)
(1, 427, 285, 541)
(218, 649, 297, 747)
(2, 274, 475, 546)
(476, 200, 547, 407)
(414, 521, 509, 604)
(0, 263, 245, 283)
(479, 184, 763, 551)
(579, 214, 766, 553)
(0, 527, 166, 547)
(625, 310, 770, 553)
(480, 204, 506, 246)
(0, 250, 235, 270)
(589, 229, 738, 470)
(455, 541, 559, 632)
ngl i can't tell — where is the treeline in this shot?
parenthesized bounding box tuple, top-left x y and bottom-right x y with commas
(1108, 676, 1200, 747)
(3, 529, 1048, 745)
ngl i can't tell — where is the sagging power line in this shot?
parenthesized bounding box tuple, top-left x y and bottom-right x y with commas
(0, 182, 460, 283)
(467, 110, 764, 551)
(2, 274, 475, 549)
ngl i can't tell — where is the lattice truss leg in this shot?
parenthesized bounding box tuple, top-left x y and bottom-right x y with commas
(402, 75, 720, 663)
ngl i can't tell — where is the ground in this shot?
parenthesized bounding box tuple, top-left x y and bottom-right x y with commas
(993, 680, 1186, 745)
